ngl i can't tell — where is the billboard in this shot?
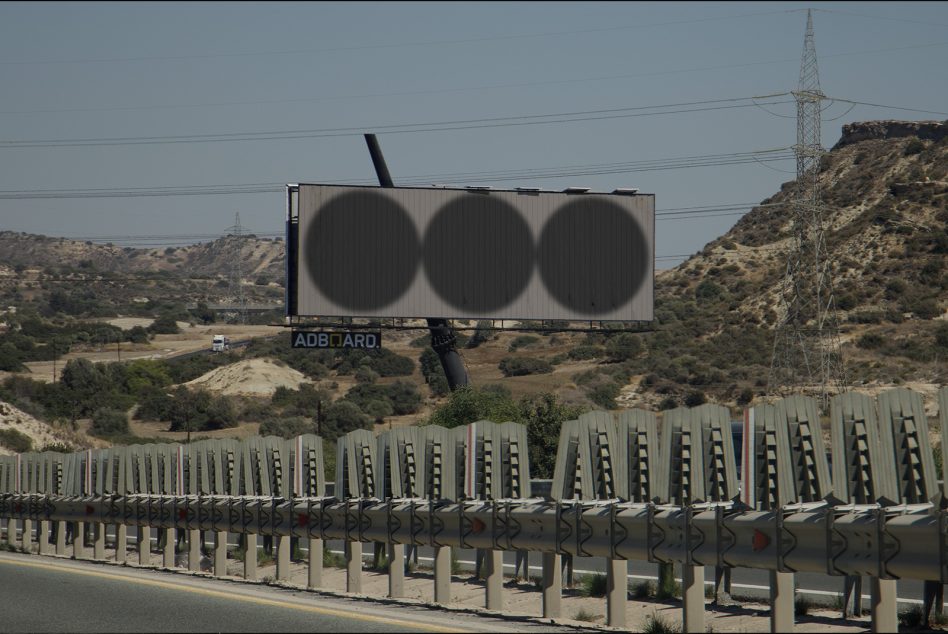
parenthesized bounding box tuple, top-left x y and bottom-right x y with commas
(286, 184, 654, 322)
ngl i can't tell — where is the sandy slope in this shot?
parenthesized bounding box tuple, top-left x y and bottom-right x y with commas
(0, 401, 81, 455)
(185, 357, 310, 396)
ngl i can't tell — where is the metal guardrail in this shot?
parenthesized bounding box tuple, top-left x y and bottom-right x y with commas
(1, 386, 946, 633)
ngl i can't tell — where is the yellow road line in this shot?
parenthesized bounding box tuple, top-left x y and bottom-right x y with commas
(0, 556, 456, 633)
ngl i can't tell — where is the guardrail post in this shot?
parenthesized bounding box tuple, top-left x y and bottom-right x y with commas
(214, 531, 227, 577)
(244, 533, 257, 580)
(871, 578, 898, 633)
(683, 564, 705, 633)
(188, 529, 201, 572)
(94, 523, 106, 560)
(542, 552, 562, 618)
(606, 558, 627, 628)
(138, 526, 149, 565)
(74, 522, 85, 559)
(485, 550, 503, 611)
(308, 537, 322, 589)
(434, 545, 451, 604)
(56, 521, 66, 555)
(346, 540, 362, 593)
(22, 519, 32, 552)
(770, 571, 794, 633)
(388, 543, 404, 598)
(276, 535, 290, 581)
(116, 524, 127, 563)
(38, 520, 50, 555)
(162, 528, 175, 568)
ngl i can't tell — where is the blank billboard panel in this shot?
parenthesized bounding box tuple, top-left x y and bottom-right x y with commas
(287, 184, 654, 322)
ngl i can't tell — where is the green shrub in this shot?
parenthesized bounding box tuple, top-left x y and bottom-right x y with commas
(498, 356, 553, 377)
(630, 580, 655, 600)
(148, 314, 181, 334)
(573, 608, 598, 623)
(90, 408, 130, 437)
(903, 138, 925, 156)
(579, 573, 609, 597)
(642, 613, 681, 634)
(508, 335, 540, 352)
(567, 345, 603, 360)
(605, 333, 642, 362)
(259, 416, 314, 439)
(465, 321, 493, 349)
(684, 391, 707, 407)
(795, 595, 813, 617)
(857, 332, 885, 350)
(354, 366, 379, 384)
(587, 381, 621, 409)
(0, 428, 32, 453)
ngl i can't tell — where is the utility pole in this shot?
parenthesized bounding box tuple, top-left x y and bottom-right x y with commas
(768, 10, 846, 406)
(363, 134, 470, 390)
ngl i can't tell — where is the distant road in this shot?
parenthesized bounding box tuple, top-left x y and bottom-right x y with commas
(0, 552, 567, 633)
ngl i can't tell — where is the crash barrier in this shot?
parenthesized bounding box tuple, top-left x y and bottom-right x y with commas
(1, 387, 947, 633)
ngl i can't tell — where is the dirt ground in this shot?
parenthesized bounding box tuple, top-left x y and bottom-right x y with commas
(30, 539, 871, 633)
(13, 323, 278, 383)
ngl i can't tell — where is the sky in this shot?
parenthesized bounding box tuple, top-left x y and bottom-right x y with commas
(0, 1, 946, 269)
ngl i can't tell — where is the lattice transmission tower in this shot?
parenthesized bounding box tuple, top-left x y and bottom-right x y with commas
(224, 212, 248, 324)
(768, 10, 847, 404)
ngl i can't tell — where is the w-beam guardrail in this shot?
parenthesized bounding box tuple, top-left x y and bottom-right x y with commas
(2, 387, 948, 633)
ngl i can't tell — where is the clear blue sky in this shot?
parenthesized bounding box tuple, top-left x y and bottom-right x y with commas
(0, 1, 945, 268)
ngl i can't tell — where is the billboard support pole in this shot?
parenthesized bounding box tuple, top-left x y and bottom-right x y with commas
(363, 133, 470, 391)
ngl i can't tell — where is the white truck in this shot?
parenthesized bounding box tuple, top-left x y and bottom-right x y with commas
(211, 334, 230, 352)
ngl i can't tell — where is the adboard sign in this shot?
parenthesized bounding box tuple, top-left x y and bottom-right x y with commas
(291, 330, 381, 350)
(286, 184, 654, 322)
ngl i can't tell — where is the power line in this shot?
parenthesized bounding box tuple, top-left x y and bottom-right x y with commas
(0, 95, 792, 148)
(7, 38, 948, 117)
(814, 7, 948, 29)
(0, 9, 801, 67)
(823, 95, 948, 118)
(0, 149, 794, 201)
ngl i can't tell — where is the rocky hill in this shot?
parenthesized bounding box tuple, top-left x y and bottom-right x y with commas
(0, 119, 945, 415)
(642, 119, 947, 405)
(0, 232, 285, 281)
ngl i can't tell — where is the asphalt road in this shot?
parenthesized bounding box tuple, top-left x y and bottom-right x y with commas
(0, 552, 570, 633)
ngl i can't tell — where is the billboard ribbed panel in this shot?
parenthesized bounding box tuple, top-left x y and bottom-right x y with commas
(289, 184, 654, 321)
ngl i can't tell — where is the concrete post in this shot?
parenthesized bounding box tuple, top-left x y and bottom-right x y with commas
(163, 528, 175, 568)
(116, 524, 127, 563)
(73, 522, 85, 559)
(22, 519, 32, 553)
(434, 545, 451, 605)
(485, 549, 504, 611)
(276, 535, 291, 581)
(5, 518, 14, 546)
(308, 538, 322, 589)
(346, 541, 362, 594)
(214, 531, 227, 577)
(542, 552, 562, 619)
(683, 564, 705, 633)
(138, 526, 150, 565)
(770, 570, 794, 634)
(871, 578, 898, 633)
(189, 529, 201, 572)
(388, 543, 404, 598)
(606, 558, 627, 628)
(38, 520, 50, 555)
(244, 534, 257, 581)
(94, 523, 106, 560)
(56, 521, 66, 555)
